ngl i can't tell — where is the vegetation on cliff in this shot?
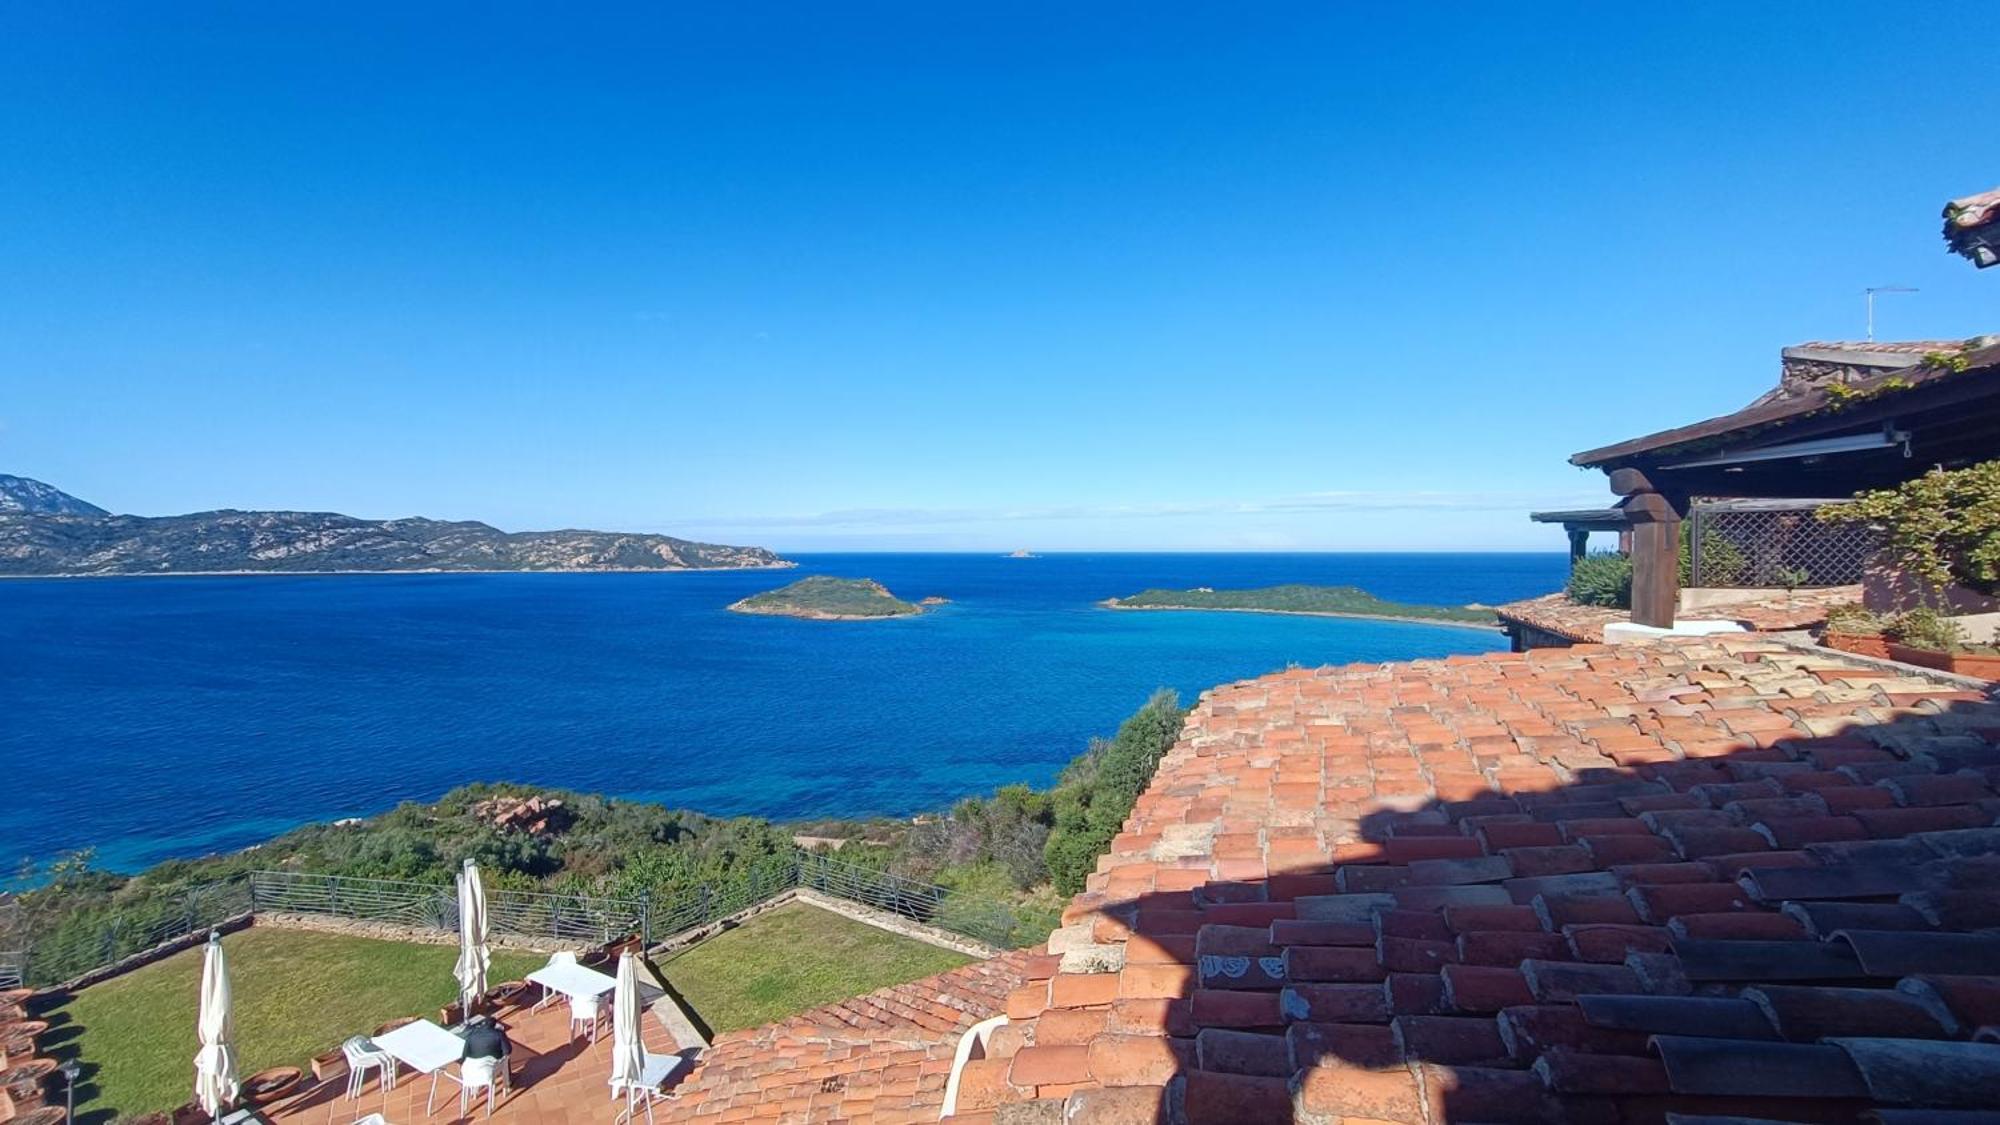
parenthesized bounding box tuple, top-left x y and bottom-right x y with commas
(0, 475, 788, 574)
(11, 692, 1190, 979)
(1106, 583, 1496, 626)
(728, 575, 929, 618)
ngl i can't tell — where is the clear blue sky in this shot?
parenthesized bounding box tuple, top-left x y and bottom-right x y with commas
(2, 4, 1993, 551)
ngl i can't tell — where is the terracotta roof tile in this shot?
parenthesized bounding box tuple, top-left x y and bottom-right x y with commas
(977, 635, 2000, 1122)
(1495, 586, 1863, 644)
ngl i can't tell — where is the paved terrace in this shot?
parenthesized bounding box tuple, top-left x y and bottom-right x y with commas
(263, 949, 1034, 1125)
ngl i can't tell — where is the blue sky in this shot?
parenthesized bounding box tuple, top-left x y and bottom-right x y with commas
(1, 4, 1993, 551)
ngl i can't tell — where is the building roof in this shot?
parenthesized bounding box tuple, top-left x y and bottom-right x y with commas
(1565, 343, 2000, 498)
(1493, 586, 1862, 645)
(961, 636, 2000, 1123)
(1946, 187, 2000, 267)
(660, 948, 1040, 1123)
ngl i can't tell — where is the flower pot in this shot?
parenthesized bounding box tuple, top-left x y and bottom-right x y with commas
(243, 1066, 303, 1107)
(1886, 643, 1952, 671)
(1824, 631, 1893, 659)
(1945, 651, 2000, 681)
(310, 1048, 348, 1082)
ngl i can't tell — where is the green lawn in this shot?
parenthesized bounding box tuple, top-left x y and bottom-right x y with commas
(49, 928, 540, 1123)
(658, 903, 969, 1034)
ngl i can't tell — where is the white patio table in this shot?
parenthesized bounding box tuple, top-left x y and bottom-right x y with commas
(526, 960, 618, 1005)
(372, 1018, 468, 1114)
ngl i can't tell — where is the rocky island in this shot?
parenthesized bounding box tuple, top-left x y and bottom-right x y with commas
(1103, 583, 1498, 628)
(0, 474, 790, 575)
(729, 575, 939, 619)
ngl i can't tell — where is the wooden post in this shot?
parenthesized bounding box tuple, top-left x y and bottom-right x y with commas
(1619, 489, 1682, 629)
(1566, 527, 1589, 567)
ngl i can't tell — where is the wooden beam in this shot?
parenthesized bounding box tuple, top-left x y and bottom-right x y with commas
(1630, 517, 1680, 628)
(1622, 492, 1682, 629)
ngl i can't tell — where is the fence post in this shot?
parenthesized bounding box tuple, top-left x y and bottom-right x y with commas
(1690, 505, 1705, 587)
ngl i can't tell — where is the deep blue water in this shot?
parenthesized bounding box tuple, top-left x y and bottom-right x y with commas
(0, 553, 1564, 874)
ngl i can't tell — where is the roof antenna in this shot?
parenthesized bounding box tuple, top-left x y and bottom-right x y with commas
(1863, 285, 1917, 342)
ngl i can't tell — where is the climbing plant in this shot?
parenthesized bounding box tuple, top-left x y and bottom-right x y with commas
(1820, 461, 2000, 598)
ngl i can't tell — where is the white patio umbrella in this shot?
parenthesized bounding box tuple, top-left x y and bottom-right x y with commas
(193, 931, 239, 1120)
(454, 858, 491, 1014)
(608, 951, 645, 1096)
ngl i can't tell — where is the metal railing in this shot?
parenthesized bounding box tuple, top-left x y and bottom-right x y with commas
(246, 870, 650, 947)
(19, 878, 253, 988)
(16, 853, 1034, 988)
(1688, 498, 1877, 588)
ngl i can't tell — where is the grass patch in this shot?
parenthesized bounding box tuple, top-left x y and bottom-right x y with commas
(658, 903, 968, 1034)
(48, 927, 540, 1122)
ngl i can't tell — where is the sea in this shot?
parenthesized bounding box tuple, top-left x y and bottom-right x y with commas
(0, 552, 1565, 876)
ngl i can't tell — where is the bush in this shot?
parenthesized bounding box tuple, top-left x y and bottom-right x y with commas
(1044, 690, 1188, 896)
(1823, 603, 1885, 636)
(1567, 552, 1633, 608)
(1886, 607, 1966, 653)
(1822, 460, 2000, 596)
(1680, 526, 1747, 587)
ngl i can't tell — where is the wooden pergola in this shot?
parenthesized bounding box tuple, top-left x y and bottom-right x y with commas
(1564, 342, 2000, 628)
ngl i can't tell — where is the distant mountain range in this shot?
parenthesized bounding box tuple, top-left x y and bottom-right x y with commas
(0, 474, 109, 516)
(0, 475, 789, 576)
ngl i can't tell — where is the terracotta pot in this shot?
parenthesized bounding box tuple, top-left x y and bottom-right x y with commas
(311, 1048, 348, 1082)
(243, 1066, 303, 1106)
(371, 1016, 418, 1037)
(1945, 651, 2000, 681)
(1886, 643, 1952, 671)
(485, 981, 530, 1011)
(1824, 631, 1893, 659)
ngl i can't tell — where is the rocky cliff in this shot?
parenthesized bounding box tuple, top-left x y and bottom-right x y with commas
(0, 476, 788, 575)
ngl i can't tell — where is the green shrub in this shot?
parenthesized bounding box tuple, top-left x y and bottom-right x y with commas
(1822, 603, 1885, 635)
(1567, 552, 1634, 608)
(1679, 526, 1747, 587)
(1886, 607, 1966, 653)
(1822, 460, 2000, 596)
(1043, 690, 1187, 896)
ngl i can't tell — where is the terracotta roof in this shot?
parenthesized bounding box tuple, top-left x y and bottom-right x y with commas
(1494, 586, 1862, 644)
(1786, 340, 1974, 356)
(966, 636, 2000, 1123)
(1945, 188, 2000, 233)
(660, 949, 1041, 1123)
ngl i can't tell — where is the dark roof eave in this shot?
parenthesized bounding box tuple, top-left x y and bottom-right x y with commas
(1567, 345, 2000, 470)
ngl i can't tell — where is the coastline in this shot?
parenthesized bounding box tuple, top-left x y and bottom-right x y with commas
(726, 601, 928, 620)
(1099, 599, 1501, 632)
(0, 561, 800, 579)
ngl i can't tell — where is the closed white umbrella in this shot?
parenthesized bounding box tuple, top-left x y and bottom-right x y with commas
(608, 951, 645, 1094)
(193, 931, 239, 1120)
(454, 858, 491, 1014)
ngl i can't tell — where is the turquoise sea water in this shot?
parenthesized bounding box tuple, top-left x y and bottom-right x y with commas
(0, 552, 1563, 873)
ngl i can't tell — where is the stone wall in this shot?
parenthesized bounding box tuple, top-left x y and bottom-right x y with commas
(251, 911, 589, 954)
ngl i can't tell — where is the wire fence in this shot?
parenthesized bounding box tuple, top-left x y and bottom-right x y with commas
(18, 878, 253, 988)
(15, 853, 1033, 989)
(1688, 499, 1877, 588)
(0, 898, 23, 989)
(246, 870, 650, 947)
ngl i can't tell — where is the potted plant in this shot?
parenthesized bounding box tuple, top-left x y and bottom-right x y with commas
(1821, 603, 1891, 659)
(1880, 609, 2000, 678)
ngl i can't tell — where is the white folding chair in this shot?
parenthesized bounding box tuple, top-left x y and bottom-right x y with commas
(570, 992, 608, 1042)
(610, 1052, 685, 1125)
(446, 1055, 507, 1118)
(341, 1036, 398, 1099)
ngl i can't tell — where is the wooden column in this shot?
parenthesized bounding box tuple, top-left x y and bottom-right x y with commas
(1609, 468, 1684, 630)
(1566, 527, 1590, 567)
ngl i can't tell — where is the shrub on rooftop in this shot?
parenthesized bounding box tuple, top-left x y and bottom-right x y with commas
(1566, 551, 1633, 608)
